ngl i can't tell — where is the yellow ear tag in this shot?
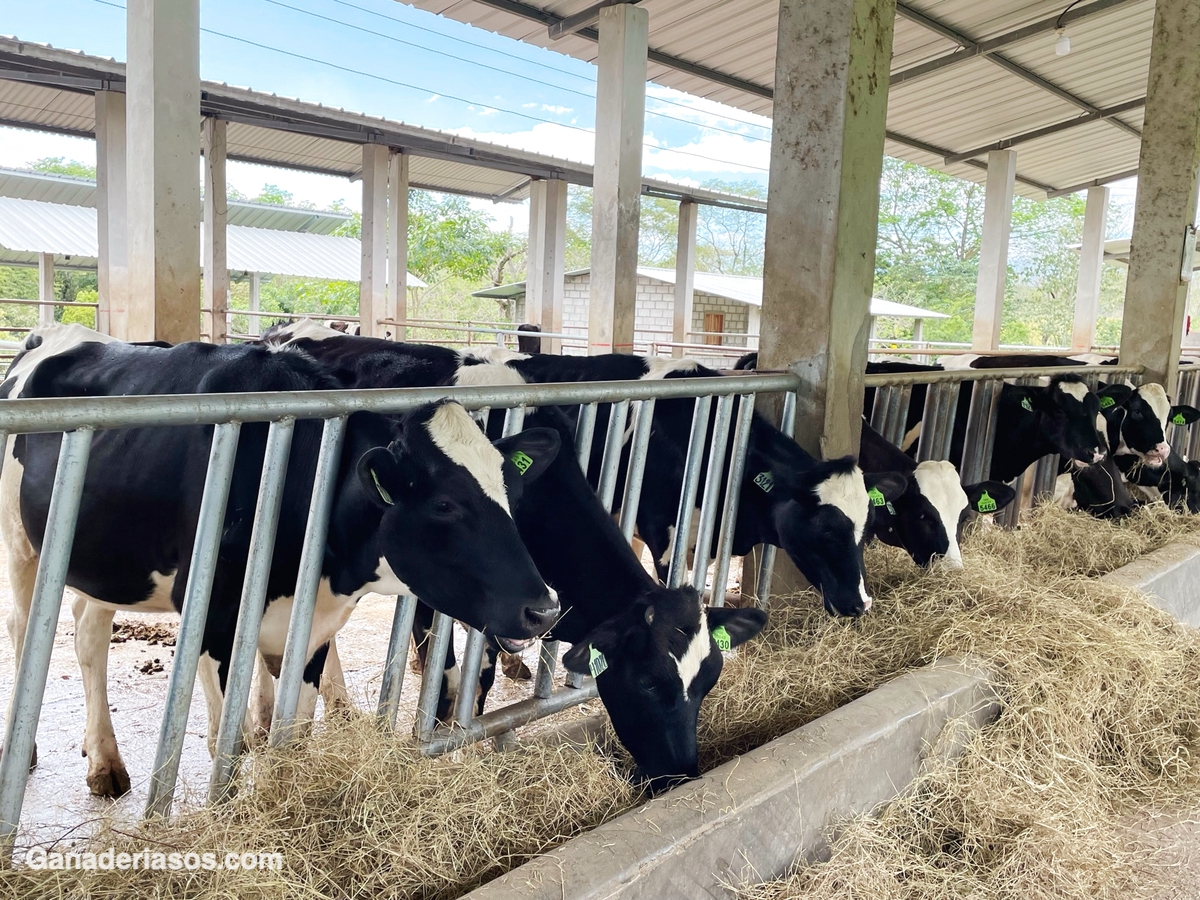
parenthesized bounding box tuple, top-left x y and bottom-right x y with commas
(976, 491, 997, 513)
(370, 469, 394, 506)
(510, 450, 534, 475)
(588, 645, 608, 678)
(712, 625, 732, 652)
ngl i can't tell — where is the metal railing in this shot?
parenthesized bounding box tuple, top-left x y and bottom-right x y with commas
(0, 371, 797, 855)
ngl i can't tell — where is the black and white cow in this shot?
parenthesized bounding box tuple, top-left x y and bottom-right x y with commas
(263, 322, 906, 618)
(858, 420, 1015, 566)
(0, 325, 561, 796)
(1096, 382, 1200, 470)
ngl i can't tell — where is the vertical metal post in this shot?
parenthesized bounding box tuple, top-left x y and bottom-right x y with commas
(710, 394, 756, 606)
(574, 403, 598, 473)
(269, 416, 347, 746)
(377, 595, 418, 729)
(960, 379, 1002, 486)
(0, 428, 93, 852)
(667, 395, 713, 588)
(208, 418, 295, 803)
(689, 395, 735, 593)
(755, 390, 796, 609)
(868, 385, 891, 435)
(918, 383, 958, 462)
(596, 399, 630, 512)
(453, 628, 488, 726)
(415, 611, 454, 744)
(618, 398, 656, 543)
(533, 639, 558, 700)
(145, 422, 240, 820)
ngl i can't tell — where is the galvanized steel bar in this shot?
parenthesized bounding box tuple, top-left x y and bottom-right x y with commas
(960, 379, 1002, 486)
(915, 383, 945, 462)
(145, 422, 241, 820)
(534, 640, 559, 699)
(422, 682, 599, 756)
(862, 364, 1141, 387)
(754, 390, 796, 610)
(270, 416, 348, 747)
(868, 385, 892, 435)
(1031, 453, 1060, 503)
(503, 405, 526, 436)
(667, 395, 713, 589)
(453, 628, 489, 726)
(415, 611, 454, 744)
(377, 595, 418, 729)
(710, 394, 756, 607)
(618, 398, 656, 543)
(596, 399, 630, 513)
(690, 394, 735, 593)
(574, 402, 598, 473)
(883, 384, 905, 446)
(0, 427, 93, 852)
(208, 418, 295, 803)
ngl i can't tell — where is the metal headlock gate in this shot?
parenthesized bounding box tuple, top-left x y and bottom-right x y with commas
(0, 359, 1181, 855)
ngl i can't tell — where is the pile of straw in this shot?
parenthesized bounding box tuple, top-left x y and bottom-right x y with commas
(7, 503, 1200, 899)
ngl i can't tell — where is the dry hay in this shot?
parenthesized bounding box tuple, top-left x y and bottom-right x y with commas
(7, 502, 1200, 899)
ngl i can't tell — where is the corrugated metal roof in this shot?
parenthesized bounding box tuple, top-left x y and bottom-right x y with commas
(0, 195, 427, 284)
(475, 266, 948, 318)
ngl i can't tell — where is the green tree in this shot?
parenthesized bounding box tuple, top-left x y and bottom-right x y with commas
(29, 157, 96, 179)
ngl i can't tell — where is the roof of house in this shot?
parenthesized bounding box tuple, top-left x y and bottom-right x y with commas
(473, 266, 949, 318)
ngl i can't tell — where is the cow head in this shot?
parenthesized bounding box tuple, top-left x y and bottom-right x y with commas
(1097, 382, 1200, 468)
(562, 586, 767, 794)
(741, 449, 907, 617)
(1009, 376, 1107, 468)
(356, 402, 563, 641)
(871, 460, 1015, 568)
(1177, 459, 1200, 514)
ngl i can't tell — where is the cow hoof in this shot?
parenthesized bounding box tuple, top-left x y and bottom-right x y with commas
(87, 762, 131, 798)
(500, 652, 532, 681)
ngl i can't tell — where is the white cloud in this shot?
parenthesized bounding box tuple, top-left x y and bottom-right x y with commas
(451, 122, 596, 166)
(541, 104, 573, 115)
(0, 127, 95, 171)
(426, 94, 440, 103)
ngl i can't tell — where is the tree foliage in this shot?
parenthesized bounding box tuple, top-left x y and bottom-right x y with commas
(29, 157, 96, 179)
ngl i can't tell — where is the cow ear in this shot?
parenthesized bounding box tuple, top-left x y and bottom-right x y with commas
(493, 428, 562, 487)
(964, 480, 1016, 514)
(1169, 405, 1200, 426)
(1097, 383, 1133, 410)
(562, 621, 624, 677)
(864, 471, 907, 505)
(357, 447, 405, 509)
(707, 607, 767, 650)
(1009, 386, 1040, 412)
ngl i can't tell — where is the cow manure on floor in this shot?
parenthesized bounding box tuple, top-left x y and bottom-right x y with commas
(7, 504, 1200, 900)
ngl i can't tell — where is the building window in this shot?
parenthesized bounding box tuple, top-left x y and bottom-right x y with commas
(703, 312, 724, 346)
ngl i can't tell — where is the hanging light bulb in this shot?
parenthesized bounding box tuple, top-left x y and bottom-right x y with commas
(1054, 28, 1071, 56)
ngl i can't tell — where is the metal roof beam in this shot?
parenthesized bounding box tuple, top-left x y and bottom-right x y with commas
(1046, 168, 1140, 199)
(885, 129, 1057, 195)
(891, 0, 1139, 86)
(943, 97, 1146, 163)
(548, 0, 635, 40)
(895, 2, 1141, 141)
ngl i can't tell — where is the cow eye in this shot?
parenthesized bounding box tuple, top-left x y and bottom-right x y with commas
(431, 499, 456, 516)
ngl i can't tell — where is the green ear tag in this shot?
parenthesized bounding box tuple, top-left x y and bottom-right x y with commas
(712, 625, 732, 652)
(370, 469, 394, 506)
(976, 490, 997, 513)
(1099, 395, 1116, 409)
(1021, 397, 1033, 412)
(510, 450, 534, 475)
(867, 486, 887, 508)
(1172, 412, 1188, 426)
(588, 645, 608, 678)
(753, 471, 774, 493)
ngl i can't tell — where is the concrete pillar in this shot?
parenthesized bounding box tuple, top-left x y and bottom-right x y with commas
(1119, 0, 1200, 393)
(94, 90, 126, 336)
(526, 179, 567, 353)
(588, 3, 648, 355)
(757, 0, 896, 459)
(125, 0, 201, 343)
(360, 144, 389, 339)
(971, 150, 1017, 352)
(913, 317, 926, 364)
(1071, 186, 1110, 352)
(37, 253, 55, 327)
(387, 151, 409, 340)
(672, 200, 698, 357)
(202, 118, 229, 344)
(248, 272, 261, 336)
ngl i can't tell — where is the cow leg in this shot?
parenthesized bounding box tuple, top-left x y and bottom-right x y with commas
(2, 445, 39, 771)
(72, 596, 130, 797)
(409, 601, 434, 675)
(197, 651, 226, 757)
(320, 637, 351, 713)
(297, 643, 329, 726)
(247, 652, 275, 746)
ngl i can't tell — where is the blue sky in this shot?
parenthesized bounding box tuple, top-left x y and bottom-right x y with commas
(1, 0, 775, 227)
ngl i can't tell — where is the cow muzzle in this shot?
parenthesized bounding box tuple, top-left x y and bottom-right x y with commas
(1143, 442, 1170, 467)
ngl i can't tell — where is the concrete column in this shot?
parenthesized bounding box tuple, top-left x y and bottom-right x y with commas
(758, 0, 897, 459)
(125, 0, 201, 343)
(1119, 0, 1200, 393)
(672, 200, 698, 357)
(248, 272, 261, 336)
(971, 150, 1018, 352)
(37, 253, 55, 327)
(526, 180, 547, 330)
(1071, 186, 1110, 351)
(526, 179, 567, 353)
(588, 3, 648, 355)
(360, 144, 389, 339)
(202, 118, 229, 344)
(387, 151, 409, 340)
(94, 90, 126, 336)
